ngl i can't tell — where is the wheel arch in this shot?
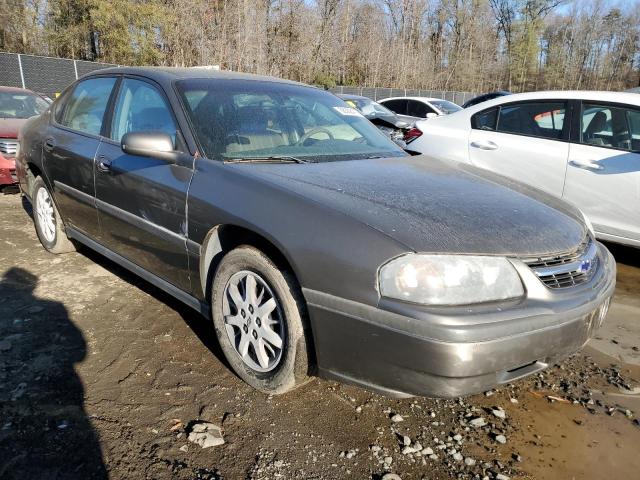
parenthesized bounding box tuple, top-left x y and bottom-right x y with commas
(199, 224, 302, 303)
(23, 161, 43, 198)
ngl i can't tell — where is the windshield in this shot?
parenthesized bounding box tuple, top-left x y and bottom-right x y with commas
(0, 91, 49, 119)
(177, 79, 407, 162)
(430, 100, 462, 114)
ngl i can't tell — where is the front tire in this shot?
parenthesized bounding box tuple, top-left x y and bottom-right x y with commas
(211, 246, 311, 394)
(32, 176, 75, 254)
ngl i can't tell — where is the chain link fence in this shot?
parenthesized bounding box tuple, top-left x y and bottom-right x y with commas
(0, 52, 116, 97)
(330, 85, 478, 106)
(0, 52, 479, 105)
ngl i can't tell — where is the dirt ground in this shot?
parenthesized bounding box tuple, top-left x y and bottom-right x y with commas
(0, 191, 638, 480)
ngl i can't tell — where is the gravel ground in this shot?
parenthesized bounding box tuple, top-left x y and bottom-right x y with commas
(0, 192, 639, 480)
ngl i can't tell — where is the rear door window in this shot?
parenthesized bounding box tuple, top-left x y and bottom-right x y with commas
(407, 100, 433, 118)
(380, 99, 408, 115)
(59, 77, 117, 136)
(496, 102, 566, 140)
(581, 103, 640, 152)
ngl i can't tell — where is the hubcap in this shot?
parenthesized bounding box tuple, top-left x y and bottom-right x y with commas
(36, 187, 56, 243)
(222, 271, 284, 372)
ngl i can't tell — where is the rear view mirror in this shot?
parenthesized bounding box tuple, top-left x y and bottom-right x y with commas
(121, 132, 177, 163)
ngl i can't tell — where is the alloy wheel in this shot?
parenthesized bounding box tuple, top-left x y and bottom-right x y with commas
(222, 270, 285, 372)
(36, 187, 56, 243)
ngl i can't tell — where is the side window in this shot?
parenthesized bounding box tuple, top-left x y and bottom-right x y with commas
(496, 102, 566, 140)
(581, 103, 639, 152)
(110, 78, 177, 146)
(381, 99, 407, 115)
(471, 108, 498, 131)
(59, 77, 117, 135)
(407, 100, 432, 118)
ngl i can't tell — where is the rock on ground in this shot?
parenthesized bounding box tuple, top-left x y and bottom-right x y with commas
(187, 422, 224, 449)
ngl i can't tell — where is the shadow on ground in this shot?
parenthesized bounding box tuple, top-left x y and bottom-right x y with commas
(0, 267, 107, 479)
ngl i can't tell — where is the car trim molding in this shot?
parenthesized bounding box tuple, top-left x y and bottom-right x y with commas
(95, 197, 186, 249)
(54, 180, 187, 249)
(54, 180, 94, 206)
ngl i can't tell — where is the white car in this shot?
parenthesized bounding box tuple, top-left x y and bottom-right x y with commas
(409, 91, 640, 247)
(378, 96, 462, 123)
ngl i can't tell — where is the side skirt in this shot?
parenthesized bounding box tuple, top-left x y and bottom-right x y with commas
(67, 226, 211, 319)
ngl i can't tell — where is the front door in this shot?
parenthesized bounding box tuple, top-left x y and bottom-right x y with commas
(43, 76, 117, 239)
(95, 77, 193, 291)
(564, 101, 640, 243)
(468, 101, 570, 197)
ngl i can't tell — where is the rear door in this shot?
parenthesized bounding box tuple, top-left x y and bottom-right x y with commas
(468, 101, 570, 196)
(94, 76, 193, 291)
(563, 101, 640, 243)
(43, 76, 118, 239)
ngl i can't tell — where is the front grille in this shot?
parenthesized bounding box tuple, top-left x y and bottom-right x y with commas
(521, 237, 598, 289)
(0, 139, 18, 157)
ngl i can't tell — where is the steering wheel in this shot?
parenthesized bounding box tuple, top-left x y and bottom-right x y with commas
(296, 127, 334, 145)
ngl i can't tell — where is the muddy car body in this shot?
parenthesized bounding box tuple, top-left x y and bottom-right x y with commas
(17, 68, 615, 398)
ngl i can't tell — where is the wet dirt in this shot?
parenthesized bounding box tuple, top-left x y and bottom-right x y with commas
(0, 192, 638, 479)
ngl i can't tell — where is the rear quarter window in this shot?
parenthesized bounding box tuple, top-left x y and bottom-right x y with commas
(471, 108, 498, 131)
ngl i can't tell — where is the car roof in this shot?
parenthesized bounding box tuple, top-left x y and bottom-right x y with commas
(465, 90, 640, 113)
(475, 91, 510, 97)
(0, 85, 38, 95)
(86, 66, 309, 88)
(379, 96, 451, 103)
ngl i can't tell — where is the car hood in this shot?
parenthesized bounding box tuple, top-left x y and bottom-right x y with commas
(235, 155, 586, 256)
(0, 118, 28, 138)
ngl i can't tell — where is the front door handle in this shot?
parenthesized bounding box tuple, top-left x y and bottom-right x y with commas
(569, 159, 604, 171)
(470, 140, 498, 151)
(44, 137, 56, 152)
(97, 156, 112, 173)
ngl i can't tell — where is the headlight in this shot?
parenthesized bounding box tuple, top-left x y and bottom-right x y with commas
(379, 254, 524, 306)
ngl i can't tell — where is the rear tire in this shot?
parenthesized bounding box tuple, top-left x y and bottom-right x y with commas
(211, 245, 311, 394)
(32, 176, 76, 254)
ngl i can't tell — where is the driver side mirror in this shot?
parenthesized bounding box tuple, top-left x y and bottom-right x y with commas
(425, 112, 438, 119)
(121, 131, 182, 163)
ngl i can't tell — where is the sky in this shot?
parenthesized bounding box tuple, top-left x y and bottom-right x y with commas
(556, 0, 639, 14)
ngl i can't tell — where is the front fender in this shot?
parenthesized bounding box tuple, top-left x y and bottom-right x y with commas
(187, 158, 410, 306)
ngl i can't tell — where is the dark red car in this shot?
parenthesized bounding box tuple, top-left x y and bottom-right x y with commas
(0, 86, 50, 186)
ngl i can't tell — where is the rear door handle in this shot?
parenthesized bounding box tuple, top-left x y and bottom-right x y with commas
(44, 137, 55, 152)
(97, 155, 112, 173)
(470, 140, 498, 151)
(569, 159, 603, 171)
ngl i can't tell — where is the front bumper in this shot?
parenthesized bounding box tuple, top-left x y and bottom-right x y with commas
(305, 243, 616, 398)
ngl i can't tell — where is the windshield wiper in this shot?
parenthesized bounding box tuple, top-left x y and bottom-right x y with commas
(225, 155, 308, 164)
